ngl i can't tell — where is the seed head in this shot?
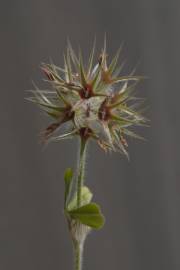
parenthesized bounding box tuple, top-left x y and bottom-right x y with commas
(27, 39, 147, 158)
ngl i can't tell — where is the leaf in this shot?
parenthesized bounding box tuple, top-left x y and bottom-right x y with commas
(68, 203, 105, 229)
(68, 186, 93, 211)
(64, 168, 73, 207)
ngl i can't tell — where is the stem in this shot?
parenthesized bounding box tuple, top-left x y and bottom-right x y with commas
(69, 138, 87, 270)
(77, 138, 87, 208)
(74, 241, 83, 270)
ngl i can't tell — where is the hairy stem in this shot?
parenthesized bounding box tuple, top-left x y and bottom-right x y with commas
(74, 241, 83, 270)
(77, 138, 87, 208)
(72, 138, 87, 270)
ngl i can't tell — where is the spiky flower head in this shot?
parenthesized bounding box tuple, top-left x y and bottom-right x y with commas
(27, 39, 146, 158)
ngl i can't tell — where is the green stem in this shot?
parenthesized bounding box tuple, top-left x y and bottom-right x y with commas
(72, 138, 87, 270)
(77, 138, 87, 208)
(74, 241, 83, 270)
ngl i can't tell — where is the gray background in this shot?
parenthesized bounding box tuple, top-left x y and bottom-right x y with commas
(0, 1, 180, 270)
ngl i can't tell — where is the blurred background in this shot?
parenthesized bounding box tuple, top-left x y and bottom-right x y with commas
(0, 1, 180, 269)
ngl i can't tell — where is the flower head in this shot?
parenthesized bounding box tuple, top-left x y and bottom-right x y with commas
(27, 39, 147, 158)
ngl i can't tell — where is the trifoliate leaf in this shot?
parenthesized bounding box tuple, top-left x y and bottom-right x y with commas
(68, 186, 93, 211)
(68, 203, 105, 229)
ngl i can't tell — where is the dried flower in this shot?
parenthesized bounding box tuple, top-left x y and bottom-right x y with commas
(27, 39, 147, 158)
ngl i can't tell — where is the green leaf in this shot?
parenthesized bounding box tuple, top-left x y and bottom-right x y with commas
(68, 186, 93, 211)
(68, 203, 105, 229)
(64, 168, 73, 207)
